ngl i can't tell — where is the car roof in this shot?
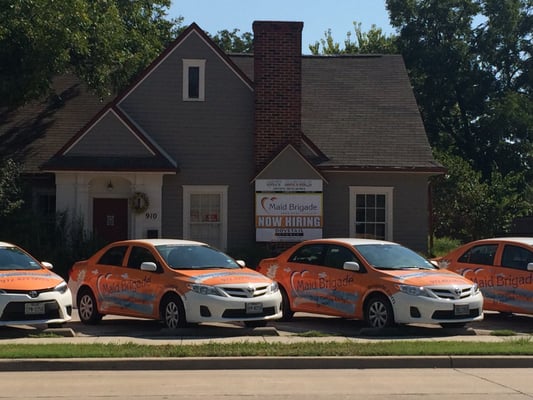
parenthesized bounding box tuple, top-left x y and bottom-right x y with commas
(301, 238, 399, 246)
(472, 237, 533, 246)
(108, 239, 208, 246)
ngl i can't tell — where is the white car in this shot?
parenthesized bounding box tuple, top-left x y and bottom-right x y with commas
(68, 239, 282, 328)
(0, 242, 72, 327)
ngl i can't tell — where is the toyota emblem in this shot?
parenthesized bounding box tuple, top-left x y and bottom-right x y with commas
(29, 290, 39, 298)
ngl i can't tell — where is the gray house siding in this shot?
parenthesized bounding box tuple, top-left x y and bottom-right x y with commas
(68, 112, 150, 157)
(322, 172, 431, 252)
(119, 31, 256, 250)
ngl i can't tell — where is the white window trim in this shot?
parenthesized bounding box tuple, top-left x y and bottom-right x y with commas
(182, 59, 206, 101)
(183, 185, 228, 249)
(349, 186, 394, 240)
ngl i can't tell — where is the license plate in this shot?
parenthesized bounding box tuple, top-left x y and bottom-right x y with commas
(246, 302, 263, 314)
(25, 303, 45, 315)
(454, 304, 469, 316)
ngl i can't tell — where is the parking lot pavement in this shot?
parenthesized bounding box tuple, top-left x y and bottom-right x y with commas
(1, 310, 532, 344)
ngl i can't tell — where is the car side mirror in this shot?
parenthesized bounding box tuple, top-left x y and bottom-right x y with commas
(527, 262, 533, 272)
(140, 261, 158, 272)
(41, 261, 54, 270)
(343, 261, 360, 272)
(236, 260, 246, 267)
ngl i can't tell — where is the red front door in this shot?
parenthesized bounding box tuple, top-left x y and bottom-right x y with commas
(93, 198, 128, 243)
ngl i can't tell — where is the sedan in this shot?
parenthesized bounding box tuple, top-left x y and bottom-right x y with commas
(0, 242, 72, 327)
(256, 238, 483, 329)
(68, 239, 282, 329)
(433, 237, 533, 315)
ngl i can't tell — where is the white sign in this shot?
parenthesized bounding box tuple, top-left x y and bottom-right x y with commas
(255, 179, 323, 242)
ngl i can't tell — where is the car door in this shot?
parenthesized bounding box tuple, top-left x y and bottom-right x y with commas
(492, 243, 533, 314)
(93, 245, 128, 314)
(120, 245, 163, 318)
(450, 243, 499, 310)
(285, 243, 365, 317)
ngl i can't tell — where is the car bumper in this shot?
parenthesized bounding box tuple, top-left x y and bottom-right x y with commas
(0, 289, 73, 326)
(183, 290, 283, 323)
(391, 292, 484, 325)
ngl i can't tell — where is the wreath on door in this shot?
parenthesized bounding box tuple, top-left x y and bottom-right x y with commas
(130, 192, 149, 214)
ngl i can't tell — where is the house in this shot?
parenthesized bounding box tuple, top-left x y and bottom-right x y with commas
(0, 21, 444, 256)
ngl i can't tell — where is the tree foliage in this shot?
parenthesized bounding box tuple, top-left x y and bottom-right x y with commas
(0, 159, 23, 217)
(386, 0, 533, 239)
(210, 29, 253, 53)
(0, 0, 182, 109)
(309, 22, 398, 55)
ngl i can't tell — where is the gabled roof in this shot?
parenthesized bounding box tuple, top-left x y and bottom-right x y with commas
(231, 54, 443, 172)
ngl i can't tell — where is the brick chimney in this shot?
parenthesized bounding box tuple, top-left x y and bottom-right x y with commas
(253, 21, 303, 171)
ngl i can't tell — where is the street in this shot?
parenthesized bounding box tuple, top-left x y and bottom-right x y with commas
(1, 368, 532, 399)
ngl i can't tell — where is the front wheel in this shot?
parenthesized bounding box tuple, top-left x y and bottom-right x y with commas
(364, 295, 394, 329)
(280, 286, 294, 321)
(244, 320, 268, 328)
(160, 294, 186, 329)
(77, 288, 103, 324)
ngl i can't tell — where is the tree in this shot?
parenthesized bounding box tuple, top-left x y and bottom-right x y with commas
(0, 159, 23, 217)
(210, 29, 253, 53)
(0, 0, 182, 109)
(386, 0, 532, 179)
(309, 22, 398, 55)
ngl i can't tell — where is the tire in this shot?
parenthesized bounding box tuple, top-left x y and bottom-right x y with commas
(364, 294, 394, 329)
(440, 322, 466, 329)
(280, 286, 294, 322)
(244, 320, 268, 328)
(77, 288, 103, 324)
(160, 294, 186, 329)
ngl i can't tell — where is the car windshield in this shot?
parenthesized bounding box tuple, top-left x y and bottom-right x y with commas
(0, 247, 42, 271)
(156, 244, 241, 270)
(354, 244, 436, 270)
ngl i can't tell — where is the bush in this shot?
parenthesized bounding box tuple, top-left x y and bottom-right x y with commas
(431, 237, 461, 257)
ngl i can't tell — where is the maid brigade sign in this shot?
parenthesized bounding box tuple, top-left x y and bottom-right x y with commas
(255, 179, 323, 242)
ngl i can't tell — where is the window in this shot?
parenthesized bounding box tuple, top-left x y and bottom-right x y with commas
(127, 246, 158, 270)
(182, 59, 205, 101)
(98, 246, 127, 266)
(323, 245, 357, 269)
(458, 244, 497, 265)
(501, 245, 533, 270)
(183, 186, 227, 250)
(349, 187, 393, 240)
(289, 244, 325, 265)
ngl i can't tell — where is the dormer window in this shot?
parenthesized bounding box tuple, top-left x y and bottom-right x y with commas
(183, 59, 205, 101)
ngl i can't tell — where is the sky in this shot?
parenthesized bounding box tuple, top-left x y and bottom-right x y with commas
(168, 0, 395, 53)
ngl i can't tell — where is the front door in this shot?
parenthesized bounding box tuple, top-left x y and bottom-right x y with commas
(93, 198, 128, 243)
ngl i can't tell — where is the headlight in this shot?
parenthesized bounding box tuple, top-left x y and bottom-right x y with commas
(471, 283, 480, 295)
(267, 281, 279, 294)
(54, 281, 69, 294)
(188, 284, 224, 297)
(398, 284, 430, 297)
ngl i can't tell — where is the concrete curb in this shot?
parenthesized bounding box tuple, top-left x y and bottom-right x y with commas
(1, 355, 532, 371)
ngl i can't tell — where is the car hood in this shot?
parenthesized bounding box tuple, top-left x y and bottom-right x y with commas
(0, 268, 64, 291)
(176, 267, 273, 285)
(380, 268, 473, 286)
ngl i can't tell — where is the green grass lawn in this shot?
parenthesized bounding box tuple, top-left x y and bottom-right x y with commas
(0, 337, 532, 358)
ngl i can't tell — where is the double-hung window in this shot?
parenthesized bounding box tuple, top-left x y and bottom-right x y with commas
(349, 187, 393, 240)
(183, 186, 227, 250)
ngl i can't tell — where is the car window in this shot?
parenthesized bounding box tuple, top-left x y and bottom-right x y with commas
(127, 246, 159, 270)
(98, 246, 127, 266)
(0, 247, 41, 271)
(156, 245, 240, 270)
(458, 244, 497, 265)
(323, 245, 358, 269)
(354, 244, 435, 270)
(501, 245, 533, 271)
(289, 244, 325, 266)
